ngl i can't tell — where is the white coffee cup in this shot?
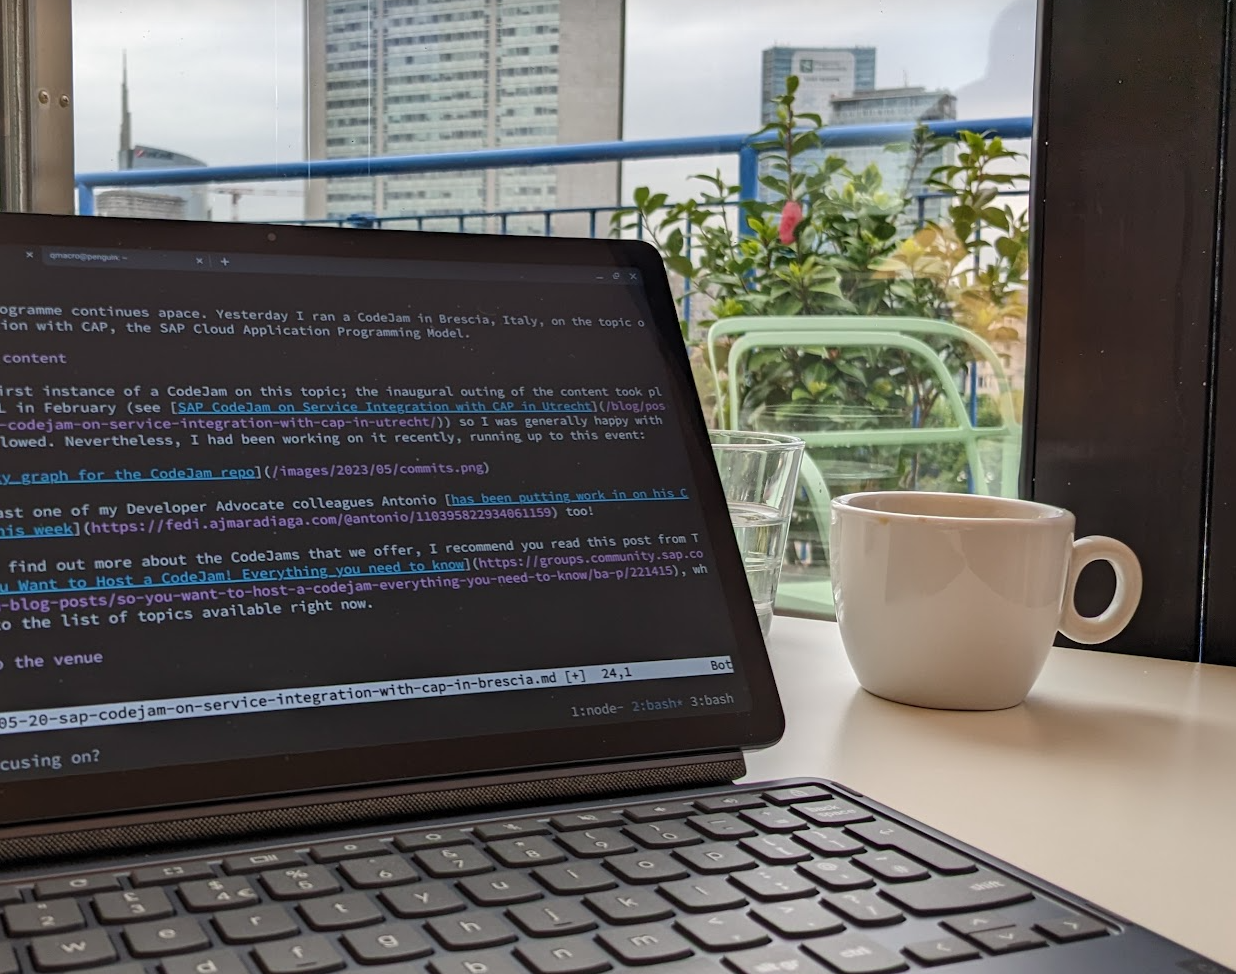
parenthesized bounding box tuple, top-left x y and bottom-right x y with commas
(829, 491, 1143, 710)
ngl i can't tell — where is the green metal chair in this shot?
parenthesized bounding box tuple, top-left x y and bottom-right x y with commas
(705, 316, 1022, 617)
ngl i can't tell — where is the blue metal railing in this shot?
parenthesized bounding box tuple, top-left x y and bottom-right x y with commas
(74, 116, 1033, 218)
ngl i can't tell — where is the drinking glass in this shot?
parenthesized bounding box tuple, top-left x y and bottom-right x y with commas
(708, 430, 805, 638)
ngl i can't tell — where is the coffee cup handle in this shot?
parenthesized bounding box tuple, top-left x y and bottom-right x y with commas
(1058, 535, 1144, 644)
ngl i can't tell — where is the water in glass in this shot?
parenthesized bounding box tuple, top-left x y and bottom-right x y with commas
(728, 500, 788, 638)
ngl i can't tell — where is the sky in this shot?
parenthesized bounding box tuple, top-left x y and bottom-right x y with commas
(70, 0, 1035, 221)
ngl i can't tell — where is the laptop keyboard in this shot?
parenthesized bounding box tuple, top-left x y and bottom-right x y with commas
(0, 784, 1114, 974)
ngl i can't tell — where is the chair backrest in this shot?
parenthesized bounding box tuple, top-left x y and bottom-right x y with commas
(705, 315, 1021, 497)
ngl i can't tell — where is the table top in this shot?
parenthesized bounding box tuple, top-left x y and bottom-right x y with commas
(744, 616, 1236, 968)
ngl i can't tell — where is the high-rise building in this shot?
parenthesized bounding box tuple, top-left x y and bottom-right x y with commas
(758, 46, 875, 204)
(304, 0, 624, 228)
(828, 87, 957, 221)
(109, 56, 211, 221)
(761, 46, 875, 122)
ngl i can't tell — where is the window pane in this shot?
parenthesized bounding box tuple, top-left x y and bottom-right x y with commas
(59, 0, 1036, 621)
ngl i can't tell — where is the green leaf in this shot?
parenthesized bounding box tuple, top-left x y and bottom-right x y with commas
(664, 255, 694, 278)
(980, 207, 1010, 231)
(994, 236, 1022, 260)
(632, 186, 649, 208)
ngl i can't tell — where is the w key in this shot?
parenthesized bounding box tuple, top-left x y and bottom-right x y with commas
(29, 930, 117, 971)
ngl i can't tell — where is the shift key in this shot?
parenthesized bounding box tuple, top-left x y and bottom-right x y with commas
(880, 870, 1033, 915)
(846, 822, 976, 875)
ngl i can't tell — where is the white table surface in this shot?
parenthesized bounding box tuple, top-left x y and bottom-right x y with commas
(744, 616, 1236, 969)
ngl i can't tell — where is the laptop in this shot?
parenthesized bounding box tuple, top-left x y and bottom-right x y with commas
(0, 212, 1224, 974)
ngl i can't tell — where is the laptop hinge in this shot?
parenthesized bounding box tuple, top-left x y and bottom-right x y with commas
(0, 752, 747, 867)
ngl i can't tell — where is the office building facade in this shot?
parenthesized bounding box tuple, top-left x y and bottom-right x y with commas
(828, 87, 957, 221)
(761, 46, 875, 122)
(304, 0, 624, 226)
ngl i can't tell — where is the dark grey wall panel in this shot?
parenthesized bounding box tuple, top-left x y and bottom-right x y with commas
(1024, 0, 1223, 659)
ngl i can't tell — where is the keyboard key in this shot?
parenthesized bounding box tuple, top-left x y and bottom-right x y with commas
(740, 835, 811, 865)
(1034, 915, 1109, 943)
(342, 922, 434, 963)
(214, 905, 300, 944)
(532, 864, 617, 895)
(740, 808, 809, 833)
(879, 870, 1033, 915)
(676, 912, 771, 951)
(394, 829, 473, 851)
(0, 887, 23, 907)
(625, 802, 693, 823)
(557, 830, 636, 858)
(161, 950, 248, 974)
(940, 912, 1014, 937)
(507, 899, 598, 937)
(29, 929, 118, 971)
(584, 891, 674, 925)
(726, 945, 825, 974)
(797, 860, 875, 892)
(94, 889, 176, 924)
(549, 812, 625, 831)
(794, 803, 874, 827)
(623, 823, 702, 850)
(803, 934, 909, 973)
(675, 844, 757, 874)
(309, 838, 387, 863)
(687, 815, 758, 840)
(486, 838, 564, 869)
(414, 845, 497, 877)
(260, 866, 341, 900)
(177, 878, 259, 912)
(0, 943, 16, 974)
(131, 863, 215, 887)
(820, 891, 905, 927)
(596, 924, 694, 965)
(970, 926, 1047, 954)
(475, 821, 552, 841)
(36, 875, 122, 899)
(253, 936, 346, 974)
(223, 851, 305, 875)
(459, 871, 544, 906)
(297, 893, 384, 931)
(429, 951, 525, 974)
(845, 823, 976, 876)
(124, 918, 211, 957)
(336, 855, 418, 888)
(764, 786, 832, 805)
(604, 852, 689, 884)
(381, 882, 467, 918)
(730, 867, 818, 902)
(695, 795, 766, 813)
(426, 910, 518, 949)
(852, 852, 930, 883)
(658, 877, 748, 913)
(750, 901, 844, 939)
(6, 901, 87, 936)
(902, 937, 981, 966)
(515, 937, 613, 974)
(795, 829, 865, 858)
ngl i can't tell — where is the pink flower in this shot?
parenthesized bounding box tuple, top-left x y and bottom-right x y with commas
(778, 200, 803, 244)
